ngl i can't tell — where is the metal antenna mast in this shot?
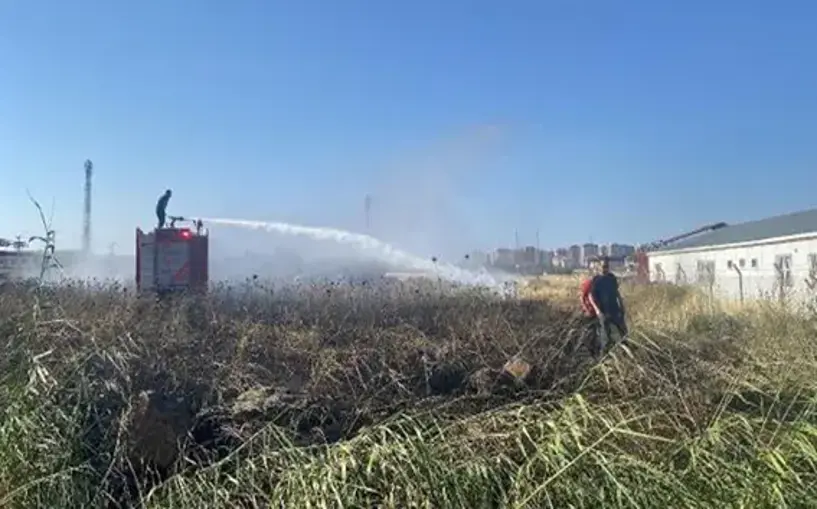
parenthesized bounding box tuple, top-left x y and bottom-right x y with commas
(83, 159, 93, 255)
(364, 194, 372, 232)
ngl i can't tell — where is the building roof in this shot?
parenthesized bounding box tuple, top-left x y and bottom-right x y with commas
(657, 207, 817, 252)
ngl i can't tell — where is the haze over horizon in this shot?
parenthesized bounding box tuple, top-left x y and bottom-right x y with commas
(2, 1, 816, 258)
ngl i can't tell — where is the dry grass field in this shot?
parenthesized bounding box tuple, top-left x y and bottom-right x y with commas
(1, 275, 816, 508)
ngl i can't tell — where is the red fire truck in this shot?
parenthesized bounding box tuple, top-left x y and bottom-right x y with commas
(136, 217, 209, 294)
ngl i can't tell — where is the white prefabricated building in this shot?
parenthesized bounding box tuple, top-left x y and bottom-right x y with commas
(648, 208, 817, 303)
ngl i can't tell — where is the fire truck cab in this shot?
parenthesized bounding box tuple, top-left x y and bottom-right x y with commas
(136, 217, 208, 294)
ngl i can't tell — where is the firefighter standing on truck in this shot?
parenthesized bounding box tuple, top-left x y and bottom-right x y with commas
(589, 256, 629, 354)
(156, 189, 172, 229)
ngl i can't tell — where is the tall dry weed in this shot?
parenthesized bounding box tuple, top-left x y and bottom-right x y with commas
(0, 277, 815, 508)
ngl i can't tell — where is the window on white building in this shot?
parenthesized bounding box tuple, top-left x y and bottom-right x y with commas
(774, 254, 793, 288)
(727, 260, 733, 269)
(739, 259, 746, 268)
(751, 258, 758, 268)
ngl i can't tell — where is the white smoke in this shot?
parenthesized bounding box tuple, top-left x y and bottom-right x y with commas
(202, 217, 508, 288)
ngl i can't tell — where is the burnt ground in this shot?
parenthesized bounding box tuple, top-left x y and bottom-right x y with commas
(0, 279, 598, 505)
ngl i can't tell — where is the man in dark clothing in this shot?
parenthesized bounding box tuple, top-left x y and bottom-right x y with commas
(579, 260, 603, 357)
(589, 257, 628, 351)
(156, 189, 172, 229)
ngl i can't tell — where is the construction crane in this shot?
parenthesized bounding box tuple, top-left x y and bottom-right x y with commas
(589, 222, 728, 284)
(631, 222, 728, 284)
(637, 222, 728, 253)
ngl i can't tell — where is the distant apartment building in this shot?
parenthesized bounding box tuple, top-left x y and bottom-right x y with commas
(540, 242, 637, 271)
(521, 246, 538, 265)
(568, 245, 581, 269)
(581, 243, 599, 266)
(610, 243, 635, 258)
(492, 248, 515, 268)
(552, 248, 569, 269)
(487, 246, 555, 274)
(540, 249, 555, 269)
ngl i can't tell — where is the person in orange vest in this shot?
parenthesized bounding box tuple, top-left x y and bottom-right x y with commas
(579, 259, 603, 357)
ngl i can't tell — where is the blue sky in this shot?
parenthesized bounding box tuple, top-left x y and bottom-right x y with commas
(2, 0, 816, 258)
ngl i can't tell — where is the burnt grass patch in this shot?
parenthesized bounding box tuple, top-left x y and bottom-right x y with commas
(0, 279, 595, 505)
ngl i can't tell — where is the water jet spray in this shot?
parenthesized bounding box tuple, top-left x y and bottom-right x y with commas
(202, 217, 513, 290)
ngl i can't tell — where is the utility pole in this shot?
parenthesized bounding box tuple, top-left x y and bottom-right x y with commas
(82, 160, 93, 256)
(364, 194, 372, 232)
